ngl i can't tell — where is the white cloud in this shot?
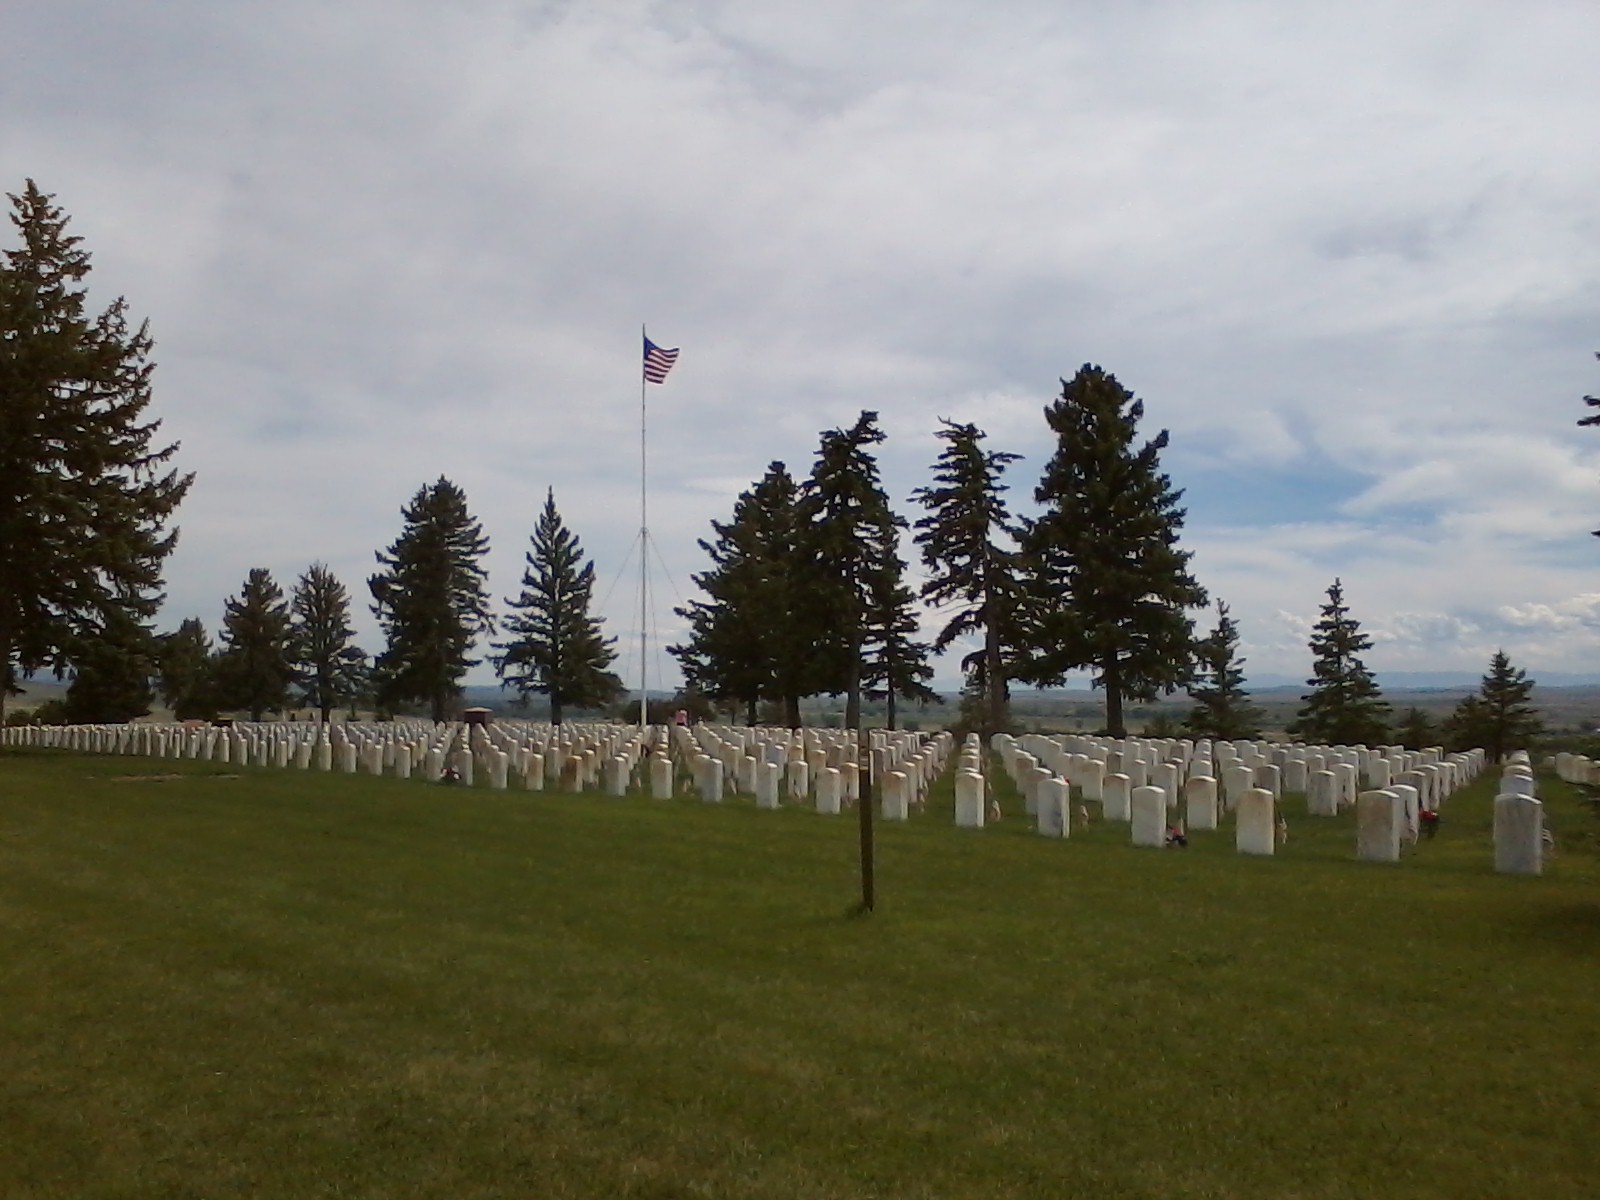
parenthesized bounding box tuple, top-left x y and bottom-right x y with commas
(8, 0, 1600, 690)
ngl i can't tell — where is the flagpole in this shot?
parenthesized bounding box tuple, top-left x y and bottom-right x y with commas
(639, 325, 649, 730)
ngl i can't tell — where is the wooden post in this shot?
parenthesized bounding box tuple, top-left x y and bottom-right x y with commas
(858, 731, 875, 912)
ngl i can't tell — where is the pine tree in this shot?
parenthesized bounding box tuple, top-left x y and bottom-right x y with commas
(862, 561, 937, 731)
(216, 568, 294, 722)
(672, 463, 811, 726)
(369, 478, 493, 723)
(291, 563, 367, 722)
(0, 180, 192, 722)
(1393, 706, 1438, 751)
(1289, 579, 1390, 745)
(63, 604, 156, 724)
(158, 617, 218, 721)
(1021, 365, 1207, 737)
(910, 419, 1027, 739)
(1185, 600, 1262, 740)
(1444, 650, 1541, 761)
(798, 411, 901, 730)
(493, 489, 618, 726)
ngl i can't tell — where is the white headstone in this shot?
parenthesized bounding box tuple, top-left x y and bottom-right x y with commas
(954, 771, 985, 828)
(1184, 775, 1218, 831)
(1236, 788, 1276, 856)
(1131, 785, 1167, 847)
(1356, 789, 1402, 863)
(1102, 773, 1132, 821)
(1494, 793, 1544, 875)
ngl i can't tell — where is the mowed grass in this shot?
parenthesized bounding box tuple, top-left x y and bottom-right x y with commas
(2, 749, 1598, 1199)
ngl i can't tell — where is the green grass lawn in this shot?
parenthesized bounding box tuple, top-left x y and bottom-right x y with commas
(2, 748, 1598, 1199)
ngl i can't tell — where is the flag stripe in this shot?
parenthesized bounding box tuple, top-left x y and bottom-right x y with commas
(643, 335, 679, 384)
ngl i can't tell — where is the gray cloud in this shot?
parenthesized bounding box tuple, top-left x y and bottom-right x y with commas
(8, 0, 1600, 686)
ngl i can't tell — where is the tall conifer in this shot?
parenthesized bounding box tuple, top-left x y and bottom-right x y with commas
(369, 477, 493, 723)
(158, 617, 218, 721)
(1289, 579, 1390, 745)
(493, 489, 618, 726)
(217, 568, 295, 722)
(798, 411, 900, 730)
(1022, 366, 1206, 737)
(291, 563, 367, 722)
(0, 180, 192, 720)
(862, 556, 937, 731)
(911, 420, 1026, 738)
(1444, 650, 1541, 761)
(1185, 600, 1261, 739)
(672, 463, 811, 726)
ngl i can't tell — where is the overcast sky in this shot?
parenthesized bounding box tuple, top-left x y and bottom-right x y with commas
(8, 0, 1600, 693)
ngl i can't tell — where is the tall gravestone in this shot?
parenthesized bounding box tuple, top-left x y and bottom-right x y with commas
(1494, 793, 1543, 875)
(1131, 785, 1167, 847)
(1236, 788, 1276, 856)
(1102, 773, 1132, 822)
(1184, 775, 1218, 831)
(954, 771, 985, 828)
(1356, 789, 1402, 862)
(1037, 776, 1068, 837)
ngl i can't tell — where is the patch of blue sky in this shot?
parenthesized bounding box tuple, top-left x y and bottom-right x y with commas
(1178, 459, 1371, 529)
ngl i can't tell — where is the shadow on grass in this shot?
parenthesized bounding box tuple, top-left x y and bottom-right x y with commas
(1506, 899, 1600, 954)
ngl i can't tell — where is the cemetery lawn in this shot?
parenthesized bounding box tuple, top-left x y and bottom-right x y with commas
(3, 751, 1599, 1199)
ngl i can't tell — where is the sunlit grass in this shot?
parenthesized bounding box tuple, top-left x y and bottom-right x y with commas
(2, 747, 1597, 1198)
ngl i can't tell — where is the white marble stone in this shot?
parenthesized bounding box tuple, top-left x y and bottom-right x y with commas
(1102, 772, 1132, 821)
(1494, 793, 1544, 875)
(1356, 789, 1402, 863)
(1131, 785, 1167, 847)
(954, 771, 985, 828)
(1236, 788, 1276, 856)
(817, 767, 842, 815)
(1036, 776, 1068, 837)
(1184, 775, 1218, 831)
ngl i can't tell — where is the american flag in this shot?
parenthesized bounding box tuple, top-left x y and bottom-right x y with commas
(643, 334, 680, 384)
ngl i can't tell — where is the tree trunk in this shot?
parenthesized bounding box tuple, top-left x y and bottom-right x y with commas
(984, 612, 1005, 737)
(745, 696, 758, 726)
(845, 651, 862, 731)
(784, 693, 801, 729)
(551, 695, 564, 726)
(1103, 654, 1126, 738)
(885, 688, 897, 732)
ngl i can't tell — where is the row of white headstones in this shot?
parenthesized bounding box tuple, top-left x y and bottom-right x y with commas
(0, 717, 947, 810)
(2, 719, 1548, 873)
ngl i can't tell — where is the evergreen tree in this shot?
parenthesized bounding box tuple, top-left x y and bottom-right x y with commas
(157, 617, 218, 721)
(0, 180, 192, 722)
(910, 419, 1027, 739)
(369, 477, 493, 723)
(862, 561, 938, 731)
(798, 411, 901, 730)
(63, 605, 155, 724)
(672, 463, 811, 726)
(1444, 650, 1542, 761)
(1393, 706, 1437, 751)
(1289, 579, 1391, 745)
(216, 568, 294, 721)
(290, 562, 367, 722)
(1021, 366, 1207, 737)
(1185, 600, 1262, 740)
(493, 489, 618, 726)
